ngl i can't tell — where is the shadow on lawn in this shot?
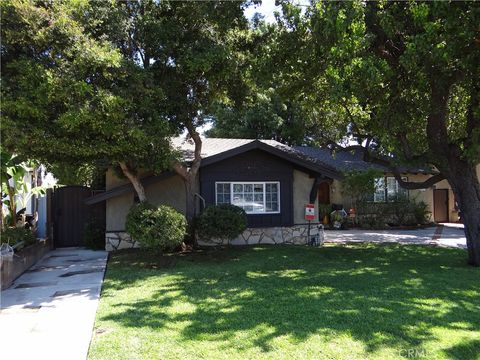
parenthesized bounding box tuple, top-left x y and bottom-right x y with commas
(100, 245, 480, 358)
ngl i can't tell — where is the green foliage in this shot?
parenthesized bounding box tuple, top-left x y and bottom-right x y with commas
(1, 227, 36, 247)
(413, 200, 431, 225)
(126, 203, 187, 251)
(341, 169, 383, 206)
(49, 161, 108, 188)
(196, 204, 247, 241)
(1, 148, 49, 228)
(357, 199, 431, 228)
(356, 215, 387, 230)
(318, 204, 332, 218)
(84, 222, 105, 251)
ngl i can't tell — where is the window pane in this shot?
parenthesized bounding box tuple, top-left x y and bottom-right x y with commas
(266, 201, 279, 212)
(254, 184, 263, 192)
(233, 184, 243, 193)
(232, 193, 244, 205)
(374, 178, 385, 202)
(387, 177, 397, 202)
(216, 183, 230, 204)
(244, 184, 253, 193)
(244, 205, 253, 213)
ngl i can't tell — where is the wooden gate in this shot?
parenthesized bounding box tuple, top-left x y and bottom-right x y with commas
(53, 186, 105, 248)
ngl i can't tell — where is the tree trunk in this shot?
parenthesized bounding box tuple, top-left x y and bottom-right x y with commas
(173, 122, 203, 244)
(425, 80, 480, 266)
(443, 162, 480, 267)
(118, 162, 147, 203)
(184, 170, 200, 225)
(7, 184, 16, 227)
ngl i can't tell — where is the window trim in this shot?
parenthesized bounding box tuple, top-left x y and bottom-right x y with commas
(215, 181, 281, 214)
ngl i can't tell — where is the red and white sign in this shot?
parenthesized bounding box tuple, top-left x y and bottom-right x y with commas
(305, 203, 315, 221)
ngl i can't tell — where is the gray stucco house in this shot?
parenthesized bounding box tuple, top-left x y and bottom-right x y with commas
(85, 137, 449, 251)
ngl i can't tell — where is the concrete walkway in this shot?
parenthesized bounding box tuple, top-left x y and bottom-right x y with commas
(0, 248, 108, 360)
(324, 223, 467, 249)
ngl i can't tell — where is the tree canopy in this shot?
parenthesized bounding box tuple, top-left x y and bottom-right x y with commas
(2, 0, 250, 207)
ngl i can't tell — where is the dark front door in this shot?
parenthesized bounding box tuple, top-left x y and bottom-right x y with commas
(434, 189, 449, 223)
(318, 182, 330, 205)
(53, 186, 104, 247)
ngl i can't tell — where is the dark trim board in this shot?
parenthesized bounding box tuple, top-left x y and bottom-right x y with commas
(200, 140, 343, 180)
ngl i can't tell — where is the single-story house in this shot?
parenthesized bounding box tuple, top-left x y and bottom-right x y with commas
(85, 137, 465, 251)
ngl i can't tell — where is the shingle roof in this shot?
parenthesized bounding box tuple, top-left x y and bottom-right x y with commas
(173, 137, 434, 175)
(294, 146, 436, 174)
(172, 137, 341, 178)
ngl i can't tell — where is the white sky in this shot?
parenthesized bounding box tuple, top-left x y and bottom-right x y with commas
(244, 0, 309, 24)
(244, 0, 281, 24)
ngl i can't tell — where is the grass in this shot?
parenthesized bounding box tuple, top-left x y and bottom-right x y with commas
(88, 245, 480, 360)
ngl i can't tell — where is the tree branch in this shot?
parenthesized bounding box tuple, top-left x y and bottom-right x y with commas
(119, 161, 147, 202)
(392, 172, 445, 190)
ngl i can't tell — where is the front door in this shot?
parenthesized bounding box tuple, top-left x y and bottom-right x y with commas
(434, 189, 449, 223)
(318, 182, 330, 205)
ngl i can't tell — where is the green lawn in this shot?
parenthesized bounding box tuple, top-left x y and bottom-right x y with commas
(88, 245, 480, 360)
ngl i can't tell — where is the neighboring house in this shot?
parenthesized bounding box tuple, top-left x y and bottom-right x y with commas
(85, 138, 469, 251)
(1, 164, 54, 239)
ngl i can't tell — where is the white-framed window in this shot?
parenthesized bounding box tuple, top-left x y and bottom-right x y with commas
(372, 176, 408, 202)
(215, 182, 280, 214)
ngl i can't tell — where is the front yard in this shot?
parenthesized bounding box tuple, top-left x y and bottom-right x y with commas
(89, 245, 479, 360)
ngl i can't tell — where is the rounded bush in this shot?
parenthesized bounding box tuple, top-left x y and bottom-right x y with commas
(126, 202, 187, 251)
(196, 204, 247, 240)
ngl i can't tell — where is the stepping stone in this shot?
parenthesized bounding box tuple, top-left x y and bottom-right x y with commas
(27, 265, 71, 272)
(51, 288, 94, 297)
(58, 269, 104, 277)
(49, 254, 78, 258)
(14, 281, 58, 289)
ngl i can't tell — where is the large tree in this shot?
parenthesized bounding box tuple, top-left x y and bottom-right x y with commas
(1, 0, 175, 202)
(272, 1, 480, 265)
(2, 0, 250, 225)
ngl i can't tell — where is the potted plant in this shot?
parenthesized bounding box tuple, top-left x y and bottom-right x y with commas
(318, 204, 332, 225)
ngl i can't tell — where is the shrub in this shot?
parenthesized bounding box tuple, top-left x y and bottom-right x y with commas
(126, 202, 187, 251)
(356, 198, 429, 228)
(196, 204, 247, 240)
(84, 222, 105, 250)
(413, 201, 431, 224)
(1, 227, 36, 247)
(357, 215, 387, 230)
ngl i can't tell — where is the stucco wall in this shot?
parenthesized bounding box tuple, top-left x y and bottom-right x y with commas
(292, 169, 318, 224)
(106, 168, 129, 190)
(105, 170, 186, 231)
(331, 180, 346, 207)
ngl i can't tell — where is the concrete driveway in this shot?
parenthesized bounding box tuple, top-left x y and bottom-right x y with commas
(324, 223, 467, 249)
(0, 248, 107, 360)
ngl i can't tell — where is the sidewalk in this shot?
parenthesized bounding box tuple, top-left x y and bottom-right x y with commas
(0, 248, 108, 360)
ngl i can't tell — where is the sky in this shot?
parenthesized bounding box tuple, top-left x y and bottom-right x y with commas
(244, 0, 281, 24)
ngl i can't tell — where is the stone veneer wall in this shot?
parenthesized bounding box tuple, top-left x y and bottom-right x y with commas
(105, 225, 323, 251)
